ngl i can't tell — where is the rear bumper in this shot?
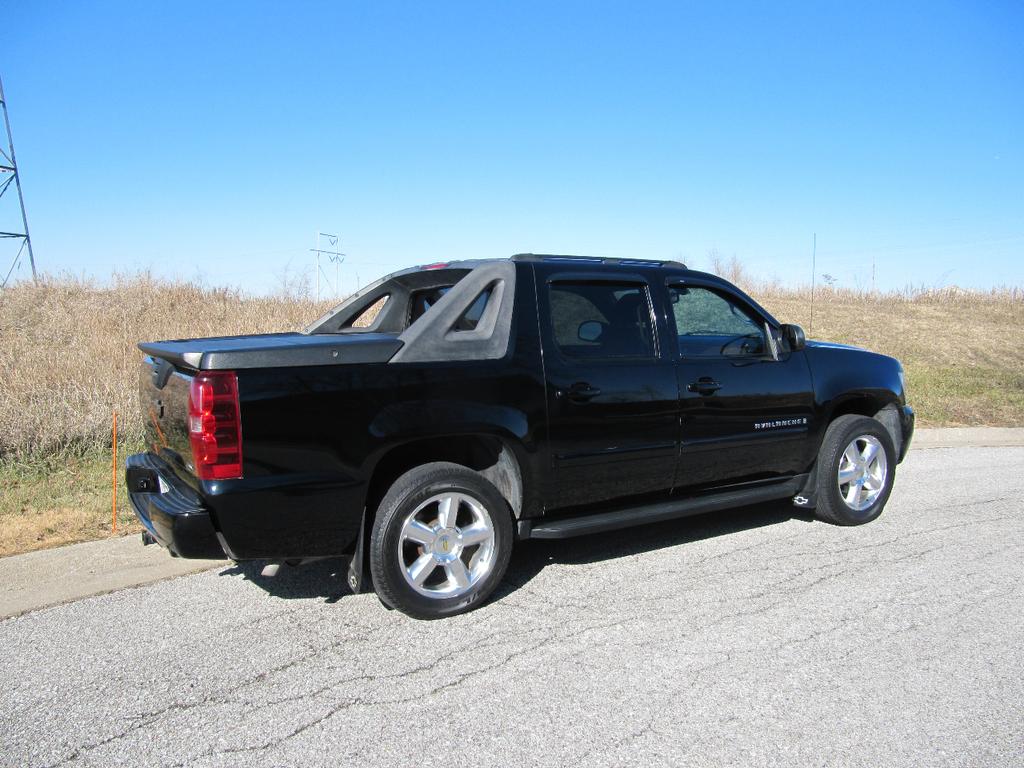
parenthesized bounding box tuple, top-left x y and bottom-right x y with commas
(125, 453, 226, 559)
(899, 405, 915, 462)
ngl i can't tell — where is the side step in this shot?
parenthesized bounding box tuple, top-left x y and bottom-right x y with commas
(524, 475, 807, 540)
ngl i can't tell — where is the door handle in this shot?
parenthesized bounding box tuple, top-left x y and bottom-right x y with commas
(560, 382, 602, 403)
(687, 377, 722, 395)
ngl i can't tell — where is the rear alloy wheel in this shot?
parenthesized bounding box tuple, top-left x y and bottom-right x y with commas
(370, 462, 513, 619)
(815, 415, 896, 525)
(399, 492, 496, 599)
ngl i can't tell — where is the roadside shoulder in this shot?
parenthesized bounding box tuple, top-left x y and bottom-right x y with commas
(0, 535, 225, 620)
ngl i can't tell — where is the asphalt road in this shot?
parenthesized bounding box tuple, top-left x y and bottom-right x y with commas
(2, 446, 1022, 767)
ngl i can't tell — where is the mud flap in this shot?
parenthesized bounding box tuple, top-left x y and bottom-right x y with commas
(346, 508, 374, 594)
(792, 464, 818, 509)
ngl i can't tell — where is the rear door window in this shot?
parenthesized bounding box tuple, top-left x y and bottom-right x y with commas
(549, 282, 655, 359)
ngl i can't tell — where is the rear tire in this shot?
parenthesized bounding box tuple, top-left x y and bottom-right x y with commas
(815, 415, 896, 526)
(369, 462, 513, 619)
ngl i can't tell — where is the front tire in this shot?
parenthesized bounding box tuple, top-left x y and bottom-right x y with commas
(369, 462, 514, 619)
(815, 415, 896, 526)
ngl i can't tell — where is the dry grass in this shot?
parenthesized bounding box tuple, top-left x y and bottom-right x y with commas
(753, 284, 1024, 427)
(1, 272, 1021, 557)
(0, 273, 334, 459)
(0, 274, 331, 557)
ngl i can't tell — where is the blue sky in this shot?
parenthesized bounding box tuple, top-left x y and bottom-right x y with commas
(3, 1, 1022, 295)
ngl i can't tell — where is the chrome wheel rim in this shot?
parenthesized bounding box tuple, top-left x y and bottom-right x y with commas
(399, 492, 496, 599)
(837, 435, 888, 512)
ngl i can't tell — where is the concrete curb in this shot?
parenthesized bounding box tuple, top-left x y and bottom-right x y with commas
(911, 427, 1024, 449)
(2, 427, 1021, 620)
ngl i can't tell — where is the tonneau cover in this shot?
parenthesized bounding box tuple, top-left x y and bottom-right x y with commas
(138, 332, 403, 370)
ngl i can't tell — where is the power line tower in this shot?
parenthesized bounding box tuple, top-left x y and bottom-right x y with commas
(0, 75, 37, 287)
(311, 231, 344, 301)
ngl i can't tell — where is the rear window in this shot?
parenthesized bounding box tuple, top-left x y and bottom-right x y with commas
(409, 287, 451, 325)
(409, 285, 494, 332)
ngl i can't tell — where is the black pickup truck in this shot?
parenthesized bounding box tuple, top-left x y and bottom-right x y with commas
(128, 254, 913, 618)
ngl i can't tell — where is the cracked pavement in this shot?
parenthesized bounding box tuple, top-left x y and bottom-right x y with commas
(1, 446, 1022, 767)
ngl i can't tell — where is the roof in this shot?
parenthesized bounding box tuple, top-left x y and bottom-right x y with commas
(511, 253, 687, 269)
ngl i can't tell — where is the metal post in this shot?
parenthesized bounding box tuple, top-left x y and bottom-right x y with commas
(809, 233, 816, 336)
(0, 76, 37, 282)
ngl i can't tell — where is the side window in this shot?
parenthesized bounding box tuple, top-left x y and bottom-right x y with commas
(670, 285, 767, 358)
(348, 295, 389, 329)
(452, 287, 492, 332)
(549, 281, 655, 359)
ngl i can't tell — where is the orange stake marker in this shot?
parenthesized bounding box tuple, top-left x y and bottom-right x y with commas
(112, 411, 118, 533)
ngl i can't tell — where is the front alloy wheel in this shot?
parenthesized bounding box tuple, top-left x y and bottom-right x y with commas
(815, 415, 896, 526)
(836, 434, 888, 512)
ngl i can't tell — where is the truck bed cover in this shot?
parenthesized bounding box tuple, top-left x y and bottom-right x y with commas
(138, 332, 403, 370)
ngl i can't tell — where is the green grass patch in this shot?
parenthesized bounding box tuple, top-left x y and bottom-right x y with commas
(906, 364, 1024, 427)
(0, 447, 143, 558)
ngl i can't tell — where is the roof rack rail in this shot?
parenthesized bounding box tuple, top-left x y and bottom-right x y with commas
(511, 253, 687, 269)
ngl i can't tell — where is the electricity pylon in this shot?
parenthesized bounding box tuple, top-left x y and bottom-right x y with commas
(311, 231, 344, 301)
(0, 75, 37, 287)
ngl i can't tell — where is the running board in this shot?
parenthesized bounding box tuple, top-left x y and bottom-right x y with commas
(523, 475, 807, 540)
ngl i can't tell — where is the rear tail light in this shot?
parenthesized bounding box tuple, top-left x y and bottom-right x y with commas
(188, 371, 243, 480)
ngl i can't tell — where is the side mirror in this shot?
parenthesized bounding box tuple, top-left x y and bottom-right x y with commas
(668, 287, 687, 304)
(578, 321, 605, 342)
(782, 323, 806, 351)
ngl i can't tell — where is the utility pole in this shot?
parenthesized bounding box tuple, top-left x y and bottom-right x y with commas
(809, 233, 816, 335)
(0, 75, 37, 286)
(310, 231, 344, 301)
